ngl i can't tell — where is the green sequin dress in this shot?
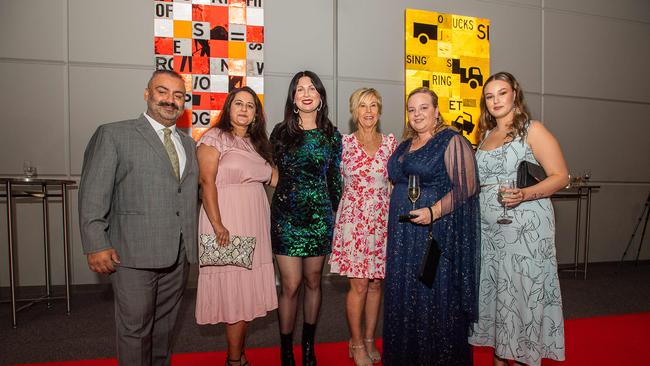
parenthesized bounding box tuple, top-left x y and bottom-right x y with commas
(270, 127, 342, 257)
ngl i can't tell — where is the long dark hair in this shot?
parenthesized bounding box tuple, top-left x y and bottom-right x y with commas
(272, 71, 335, 156)
(215, 86, 272, 164)
(478, 71, 531, 140)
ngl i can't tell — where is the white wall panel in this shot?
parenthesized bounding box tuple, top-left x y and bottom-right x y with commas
(265, 1, 334, 76)
(543, 95, 650, 182)
(69, 66, 154, 175)
(68, 0, 153, 65)
(0, 0, 66, 61)
(545, 0, 650, 23)
(554, 185, 650, 264)
(0, 62, 67, 175)
(544, 11, 650, 103)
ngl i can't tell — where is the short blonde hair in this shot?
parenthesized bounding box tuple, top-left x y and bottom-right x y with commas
(349, 88, 382, 125)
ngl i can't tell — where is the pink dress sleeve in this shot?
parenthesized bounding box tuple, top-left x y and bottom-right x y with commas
(197, 128, 223, 152)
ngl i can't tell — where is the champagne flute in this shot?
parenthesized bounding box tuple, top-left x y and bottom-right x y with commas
(408, 174, 420, 211)
(497, 179, 514, 224)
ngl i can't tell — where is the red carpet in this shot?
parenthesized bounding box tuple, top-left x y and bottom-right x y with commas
(9, 312, 650, 365)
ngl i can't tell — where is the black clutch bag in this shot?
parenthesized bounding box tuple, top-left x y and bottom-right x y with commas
(418, 207, 441, 288)
(517, 161, 547, 189)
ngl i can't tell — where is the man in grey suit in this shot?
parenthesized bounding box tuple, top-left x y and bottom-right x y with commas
(79, 70, 198, 366)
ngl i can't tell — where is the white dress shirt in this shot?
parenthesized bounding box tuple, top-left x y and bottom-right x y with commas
(144, 112, 187, 177)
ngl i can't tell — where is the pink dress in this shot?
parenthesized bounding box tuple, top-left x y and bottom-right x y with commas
(195, 129, 278, 324)
(329, 133, 397, 279)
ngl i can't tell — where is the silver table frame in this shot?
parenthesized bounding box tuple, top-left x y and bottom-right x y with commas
(1, 177, 76, 328)
(552, 184, 599, 280)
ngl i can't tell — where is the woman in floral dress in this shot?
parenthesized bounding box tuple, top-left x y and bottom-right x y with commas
(468, 72, 569, 366)
(330, 88, 397, 366)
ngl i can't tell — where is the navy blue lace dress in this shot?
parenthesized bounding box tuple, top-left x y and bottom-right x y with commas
(383, 128, 480, 366)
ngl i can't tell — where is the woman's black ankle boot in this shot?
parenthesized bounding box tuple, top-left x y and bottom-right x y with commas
(280, 332, 295, 366)
(301, 322, 317, 366)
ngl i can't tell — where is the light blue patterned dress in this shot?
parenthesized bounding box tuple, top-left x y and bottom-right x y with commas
(468, 125, 565, 366)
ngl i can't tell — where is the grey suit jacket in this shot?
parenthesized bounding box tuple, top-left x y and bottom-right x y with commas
(79, 115, 199, 268)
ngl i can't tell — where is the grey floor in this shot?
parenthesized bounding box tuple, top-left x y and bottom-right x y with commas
(1, 261, 650, 365)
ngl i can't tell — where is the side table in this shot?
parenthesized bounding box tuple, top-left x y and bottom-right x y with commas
(0, 177, 76, 328)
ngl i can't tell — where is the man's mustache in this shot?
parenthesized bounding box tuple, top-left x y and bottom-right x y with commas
(158, 102, 179, 110)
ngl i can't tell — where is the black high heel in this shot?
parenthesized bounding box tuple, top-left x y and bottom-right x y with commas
(225, 351, 250, 366)
(302, 322, 317, 366)
(280, 332, 296, 366)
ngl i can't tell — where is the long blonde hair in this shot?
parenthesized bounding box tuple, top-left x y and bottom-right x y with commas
(478, 71, 531, 140)
(403, 87, 446, 140)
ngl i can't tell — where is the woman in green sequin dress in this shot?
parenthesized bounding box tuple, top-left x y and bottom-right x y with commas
(270, 71, 342, 366)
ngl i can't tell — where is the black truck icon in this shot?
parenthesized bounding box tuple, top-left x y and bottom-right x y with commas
(413, 23, 438, 44)
(451, 59, 483, 89)
(452, 112, 475, 136)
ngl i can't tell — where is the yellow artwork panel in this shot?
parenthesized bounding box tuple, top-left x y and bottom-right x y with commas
(405, 9, 490, 145)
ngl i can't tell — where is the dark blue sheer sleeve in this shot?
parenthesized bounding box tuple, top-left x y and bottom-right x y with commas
(439, 133, 481, 321)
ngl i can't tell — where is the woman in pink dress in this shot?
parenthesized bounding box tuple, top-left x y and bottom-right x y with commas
(329, 88, 397, 366)
(196, 86, 278, 366)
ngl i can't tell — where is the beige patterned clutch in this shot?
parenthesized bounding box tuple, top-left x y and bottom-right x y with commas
(199, 234, 256, 269)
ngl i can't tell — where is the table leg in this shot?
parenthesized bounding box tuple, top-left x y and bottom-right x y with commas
(584, 188, 592, 280)
(62, 183, 71, 315)
(6, 181, 17, 328)
(41, 183, 52, 307)
(574, 189, 582, 279)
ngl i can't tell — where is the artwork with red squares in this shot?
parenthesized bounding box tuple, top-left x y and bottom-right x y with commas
(154, 0, 264, 141)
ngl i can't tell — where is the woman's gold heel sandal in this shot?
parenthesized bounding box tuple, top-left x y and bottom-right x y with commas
(363, 338, 381, 364)
(348, 340, 372, 366)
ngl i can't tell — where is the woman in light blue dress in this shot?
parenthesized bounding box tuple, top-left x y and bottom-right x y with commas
(468, 72, 569, 366)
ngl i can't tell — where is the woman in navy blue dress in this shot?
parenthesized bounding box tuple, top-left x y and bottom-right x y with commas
(383, 87, 480, 366)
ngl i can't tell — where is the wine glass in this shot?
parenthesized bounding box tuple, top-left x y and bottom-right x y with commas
(496, 179, 514, 224)
(582, 169, 591, 183)
(408, 174, 420, 210)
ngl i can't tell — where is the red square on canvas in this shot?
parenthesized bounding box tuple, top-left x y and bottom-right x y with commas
(246, 26, 264, 43)
(192, 4, 206, 21)
(204, 6, 229, 29)
(211, 93, 228, 110)
(176, 109, 192, 128)
(192, 56, 210, 74)
(209, 40, 228, 58)
(154, 37, 174, 55)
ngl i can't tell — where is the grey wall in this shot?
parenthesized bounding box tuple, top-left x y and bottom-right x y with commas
(1, 0, 649, 286)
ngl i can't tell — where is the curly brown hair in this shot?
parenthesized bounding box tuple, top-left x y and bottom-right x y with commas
(478, 71, 531, 140)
